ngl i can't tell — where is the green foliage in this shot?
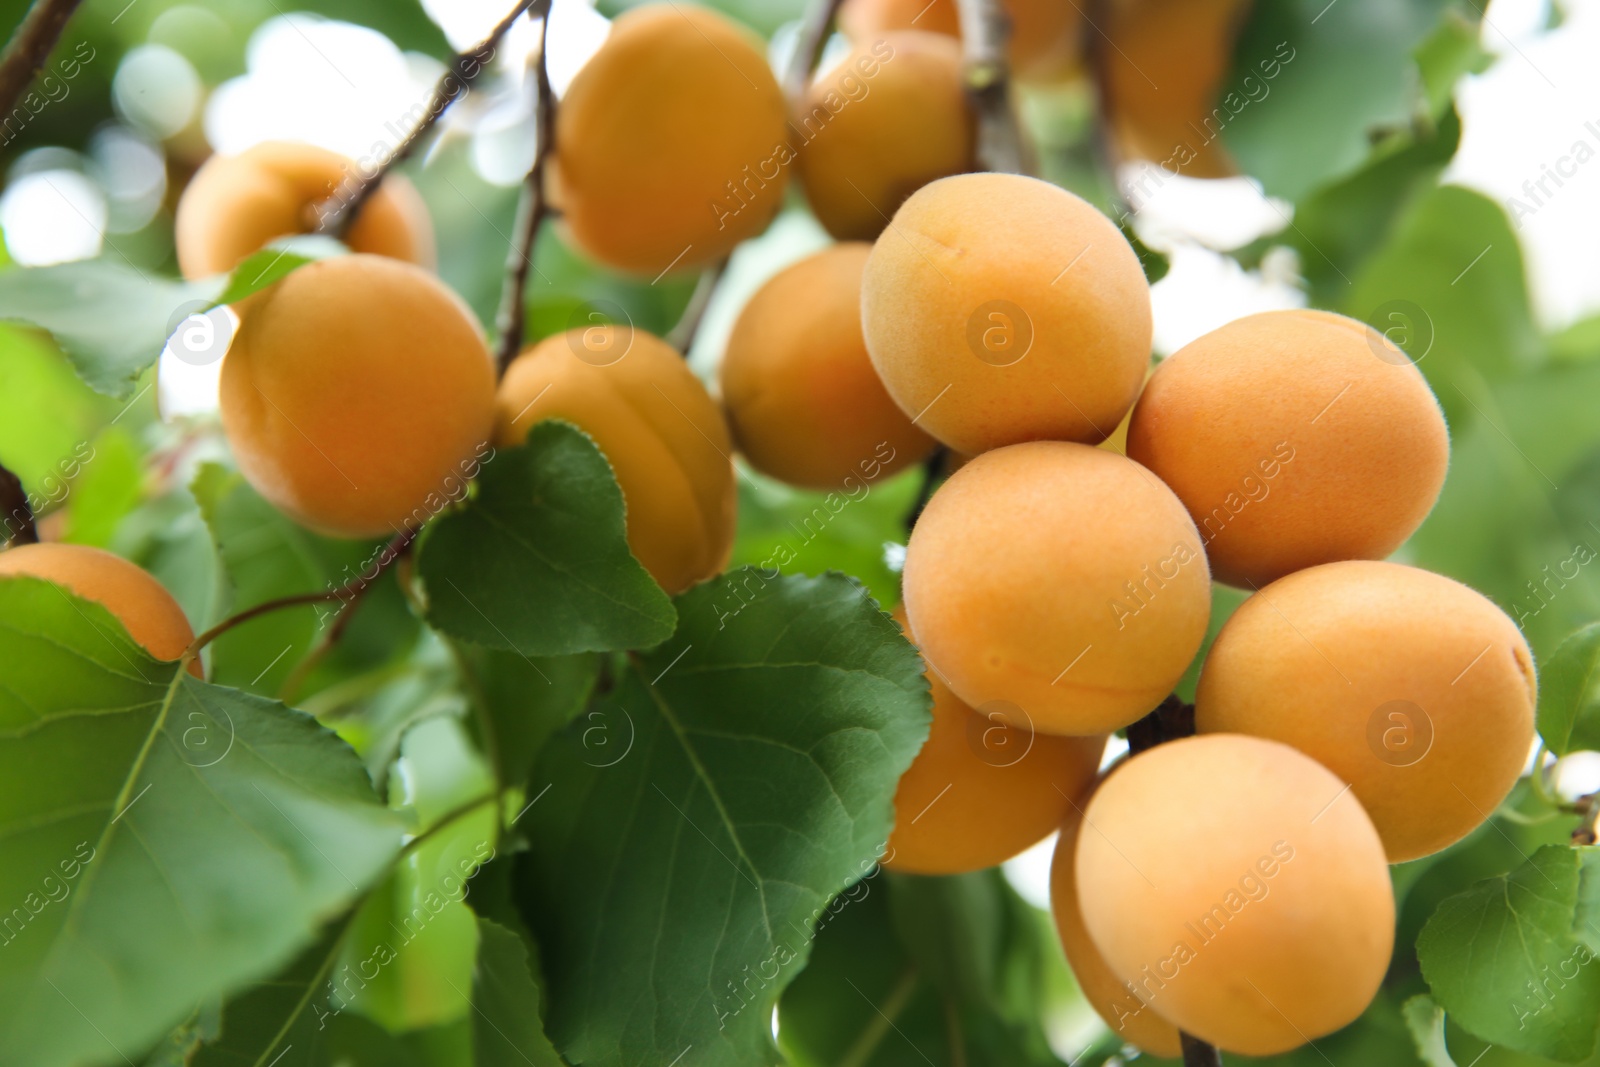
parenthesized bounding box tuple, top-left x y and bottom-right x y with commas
(1539, 624, 1600, 756)
(515, 570, 931, 1067)
(213, 237, 345, 305)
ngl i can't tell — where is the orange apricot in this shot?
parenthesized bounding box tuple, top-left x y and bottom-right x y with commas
(219, 255, 496, 539)
(719, 243, 936, 488)
(837, 0, 1083, 83)
(175, 140, 434, 280)
(497, 326, 737, 594)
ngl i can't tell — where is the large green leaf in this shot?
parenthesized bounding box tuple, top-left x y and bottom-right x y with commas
(515, 569, 931, 1067)
(0, 260, 222, 398)
(1418, 844, 1600, 1062)
(1539, 624, 1600, 756)
(1224, 0, 1456, 200)
(0, 576, 404, 1067)
(472, 917, 566, 1067)
(417, 422, 676, 657)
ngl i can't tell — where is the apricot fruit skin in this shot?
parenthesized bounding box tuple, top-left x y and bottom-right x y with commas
(837, 0, 1082, 82)
(1076, 734, 1394, 1055)
(901, 441, 1210, 736)
(1195, 560, 1536, 863)
(553, 4, 789, 277)
(0, 542, 200, 675)
(219, 255, 496, 539)
(1050, 790, 1182, 1058)
(862, 172, 1152, 455)
(1126, 309, 1449, 589)
(720, 243, 936, 488)
(496, 327, 737, 594)
(885, 608, 1105, 875)
(175, 140, 434, 280)
(1102, 0, 1253, 178)
(793, 32, 973, 241)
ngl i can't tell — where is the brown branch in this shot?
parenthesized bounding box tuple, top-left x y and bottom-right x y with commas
(952, 0, 1032, 175)
(317, 0, 541, 237)
(277, 531, 414, 701)
(0, 0, 83, 120)
(0, 463, 38, 546)
(1083, 0, 1132, 224)
(494, 1, 556, 378)
(1180, 1033, 1224, 1067)
(664, 258, 727, 355)
(902, 447, 950, 533)
(784, 0, 847, 99)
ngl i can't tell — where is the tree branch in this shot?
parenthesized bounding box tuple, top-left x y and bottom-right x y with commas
(0, 463, 38, 546)
(902, 447, 950, 533)
(0, 0, 83, 120)
(317, 0, 540, 238)
(493, 0, 556, 377)
(784, 0, 847, 99)
(664, 258, 727, 354)
(953, 0, 1031, 175)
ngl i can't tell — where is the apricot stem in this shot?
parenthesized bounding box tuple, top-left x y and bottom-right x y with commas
(0, 0, 84, 119)
(665, 257, 727, 354)
(784, 0, 848, 99)
(0, 462, 37, 546)
(902, 446, 949, 531)
(953, 0, 1032, 174)
(494, 0, 556, 377)
(318, 0, 542, 237)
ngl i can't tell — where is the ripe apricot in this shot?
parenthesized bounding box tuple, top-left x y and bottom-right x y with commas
(553, 4, 789, 277)
(1126, 309, 1449, 589)
(1050, 790, 1182, 1058)
(885, 608, 1104, 875)
(175, 140, 434, 280)
(1102, 0, 1253, 178)
(720, 243, 936, 488)
(219, 255, 496, 539)
(862, 172, 1151, 455)
(836, 0, 1083, 83)
(902, 442, 1210, 736)
(1076, 734, 1394, 1055)
(0, 542, 200, 675)
(1195, 560, 1536, 862)
(497, 327, 737, 594)
(793, 32, 973, 241)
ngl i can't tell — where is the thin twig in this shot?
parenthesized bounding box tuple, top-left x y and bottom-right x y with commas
(952, 0, 1031, 175)
(1180, 1032, 1224, 1067)
(317, 0, 540, 237)
(494, 0, 556, 377)
(902, 447, 950, 533)
(664, 258, 727, 354)
(0, 0, 84, 120)
(784, 0, 847, 99)
(0, 463, 37, 546)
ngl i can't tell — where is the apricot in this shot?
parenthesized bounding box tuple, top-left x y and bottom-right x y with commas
(553, 4, 789, 277)
(497, 327, 737, 594)
(175, 140, 434, 280)
(1126, 309, 1449, 589)
(720, 244, 936, 488)
(1102, 0, 1254, 178)
(902, 442, 1210, 736)
(219, 255, 496, 539)
(862, 173, 1151, 455)
(1050, 789, 1182, 1058)
(793, 32, 973, 241)
(0, 542, 201, 675)
(1195, 560, 1536, 862)
(885, 607, 1105, 875)
(1076, 734, 1394, 1055)
(836, 0, 1083, 83)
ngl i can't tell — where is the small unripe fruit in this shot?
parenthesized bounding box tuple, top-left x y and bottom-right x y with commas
(862, 173, 1152, 455)
(497, 327, 737, 594)
(1077, 734, 1394, 1055)
(793, 32, 973, 241)
(220, 255, 496, 539)
(885, 608, 1104, 875)
(902, 442, 1210, 736)
(1196, 560, 1537, 862)
(175, 141, 434, 280)
(1050, 792, 1182, 1058)
(720, 243, 935, 489)
(553, 4, 789, 276)
(0, 543, 200, 675)
(1127, 309, 1449, 589)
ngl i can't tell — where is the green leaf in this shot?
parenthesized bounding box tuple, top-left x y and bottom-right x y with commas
(0, 259, 222, 398)
(1224, 0, 1456, 200)
(1539, 624, 1600, 756)
(0, 576, 404, 1067)
(515, 570, 931, 1067)
(417, 422, 676, 657)
(472, 647, 599, 794)
(1403, 994, 1455, 1067)
(214, 236, 345, 306)
(1418, 844, 1600, 1062)
(61, 425, 144, 548)
(472, 918, 566, 1067)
